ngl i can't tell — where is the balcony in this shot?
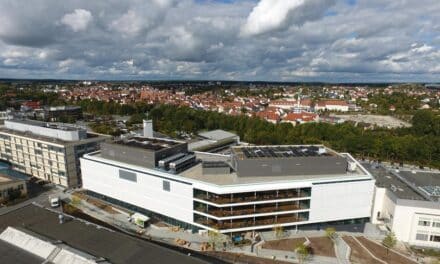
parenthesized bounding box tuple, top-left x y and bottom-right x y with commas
(194, 188, 311, 205)
(194, 212, 309, 230)
(194, 200, 310, 218)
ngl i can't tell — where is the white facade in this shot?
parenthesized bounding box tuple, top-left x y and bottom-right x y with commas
(81, 157, 195, 224)
(81, 152, 375, 233)
(309, 180, 374, 223)
(372, 187, 440, 248)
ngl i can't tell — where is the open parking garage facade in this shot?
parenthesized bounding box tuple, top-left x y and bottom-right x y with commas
(193, 187, 311, 232)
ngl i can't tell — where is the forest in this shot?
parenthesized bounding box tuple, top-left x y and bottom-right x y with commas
(77, 100, 440, 169)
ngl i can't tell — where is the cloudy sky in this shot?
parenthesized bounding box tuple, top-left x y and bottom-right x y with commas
(0, 0, 439, 82)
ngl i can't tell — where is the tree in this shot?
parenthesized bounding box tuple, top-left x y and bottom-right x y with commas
(412, 110, 437, 135)
(325, 227, 336, 241)
(208, 230, 220, 250)
(126, 113, 147, 126)
(295, 244, 310, 264)
(273, 224, 284, 239)
(382, 232, 397, 257)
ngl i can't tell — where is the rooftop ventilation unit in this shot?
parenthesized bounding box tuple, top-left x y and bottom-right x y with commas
(390, 184, 397, 192)
(158, 153, 186, 170)
(169, 153, 196, 173)
(317, 147, 326, 155)
(348, 161, 357, 172)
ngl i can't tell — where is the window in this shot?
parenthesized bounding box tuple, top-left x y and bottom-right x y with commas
(163, 180, 170, 192)
(430, 235, 440, 242)
(419, 220, 431, 227)
(433, 222, 440, 228)
(119, 170, 137, 182)
(416, 233, 429, 241)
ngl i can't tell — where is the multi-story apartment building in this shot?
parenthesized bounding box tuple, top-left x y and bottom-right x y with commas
(81, 138, 375, 233)
(0, 120, 108, 188)
(369, 164, 440, 248)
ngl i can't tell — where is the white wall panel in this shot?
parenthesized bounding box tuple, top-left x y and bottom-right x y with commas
(309, 180, 375, 222)
(81, 158, 194, 223)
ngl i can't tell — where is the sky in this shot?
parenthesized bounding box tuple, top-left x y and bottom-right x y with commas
(0, 0, 439, 82)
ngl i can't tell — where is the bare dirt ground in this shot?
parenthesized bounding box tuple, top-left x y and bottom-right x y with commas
(308, 237, 336, 258)
(342, 236, 383, 264)
(72, 191, 119, 214)
(262, 236, 335, 258)
(331, 114, 411, 128)
(357, 237, 418, 264)
(262, 237, 306, 251)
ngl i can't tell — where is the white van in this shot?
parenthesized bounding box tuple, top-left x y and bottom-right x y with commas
(50, 197, 60, 208)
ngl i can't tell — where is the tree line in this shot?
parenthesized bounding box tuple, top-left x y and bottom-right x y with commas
(76, 99, 440, 168)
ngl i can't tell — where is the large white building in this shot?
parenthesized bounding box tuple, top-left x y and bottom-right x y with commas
(0, 119, 107, 188)
(368, 164, 440, 248)
(81, 138, 375, 233)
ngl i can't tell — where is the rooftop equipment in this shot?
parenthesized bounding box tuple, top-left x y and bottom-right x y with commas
(169, 154, 196, 173)
(158, 153, 186, 170)
(348, 161, 357, 172)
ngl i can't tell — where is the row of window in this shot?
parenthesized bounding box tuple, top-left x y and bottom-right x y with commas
(2, 150, 66, 165)
(0, 135, 64, 153)
(418, 220, 440, 228)
(416, 233, 440, 242)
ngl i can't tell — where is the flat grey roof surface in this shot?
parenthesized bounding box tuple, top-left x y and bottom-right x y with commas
(0, 239, 43, 264)
(199, 129, 237, 141)
(0, 205, 209, 264)
(181, 161, 370, 186)
(232, 145, 336, 159)
(398, 170, 440, 188)
(7, 119, 81, 131)
(0, 126, 104, 145)
(362, 163, 426, 201)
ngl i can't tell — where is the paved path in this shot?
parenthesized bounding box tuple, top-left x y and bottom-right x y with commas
(0, 186, 63, 216)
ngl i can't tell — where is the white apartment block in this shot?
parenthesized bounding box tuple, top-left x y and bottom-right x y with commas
(81, 138, 375, 234)
(0, 120, 107, 188)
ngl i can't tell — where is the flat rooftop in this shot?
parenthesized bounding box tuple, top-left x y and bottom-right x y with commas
(180, 165, 368, 186)
(232, 145, 335, 159)
(180, 153, 370, 186)
(6, 119, 81, 131)
(362, 163, 426, 201)
(113, 137, 183, 152)
(398, 170, 440, 200)
(199, 129, 237, 141)
(0, 239, 43, 264)
(45, 105, 81, 111)
(0, 204, 210, 264)
(0, 126, 102, 145)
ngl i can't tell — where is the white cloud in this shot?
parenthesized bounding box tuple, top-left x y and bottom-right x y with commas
(241, 0, 336, 36)
(0, 0, 439, 81)
(411, 44, 433, 53)
(110, 10, 145, 36)
(61, 9, 93, 32)
(241, 0, 306, 36)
